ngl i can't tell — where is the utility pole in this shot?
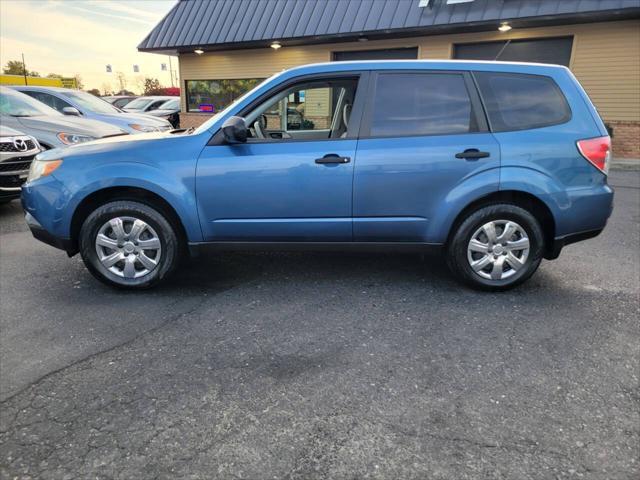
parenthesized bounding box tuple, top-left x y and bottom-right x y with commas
(168, 56, 175, 88)
(21, 53, 27, 85)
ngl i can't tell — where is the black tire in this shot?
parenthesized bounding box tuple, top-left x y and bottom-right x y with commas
(446, 204, 545, 291)
(79, 200, 181, 289)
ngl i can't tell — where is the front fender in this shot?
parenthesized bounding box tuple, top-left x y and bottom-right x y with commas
(54, 161, 201, 241)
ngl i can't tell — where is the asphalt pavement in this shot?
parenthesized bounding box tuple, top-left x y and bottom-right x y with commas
(1, 171, 638, 479)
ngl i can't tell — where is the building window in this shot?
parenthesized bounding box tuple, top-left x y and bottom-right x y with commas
(185, 79, 263, 113)
(454, 37, 573, 67)
(370, 73, 475, 137)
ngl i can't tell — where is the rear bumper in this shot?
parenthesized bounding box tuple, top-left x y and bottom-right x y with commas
(545, 184, 614, 259)
(545, 228, 604, 259)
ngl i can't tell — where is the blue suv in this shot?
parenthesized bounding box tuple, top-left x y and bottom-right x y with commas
(21, 61, 613, 290)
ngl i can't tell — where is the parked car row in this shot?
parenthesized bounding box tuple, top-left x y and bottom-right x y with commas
(103, 95, 180, 128)
(0, 87, 179, 200)
(11, 87, 173, 134)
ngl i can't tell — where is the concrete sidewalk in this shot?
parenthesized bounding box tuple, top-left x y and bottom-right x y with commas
(612, 157, 640, 170)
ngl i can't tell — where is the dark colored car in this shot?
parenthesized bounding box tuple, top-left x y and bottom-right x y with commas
(145, 98, 180, 128)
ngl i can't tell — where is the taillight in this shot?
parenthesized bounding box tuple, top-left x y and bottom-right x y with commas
(577, 136, 611, 174)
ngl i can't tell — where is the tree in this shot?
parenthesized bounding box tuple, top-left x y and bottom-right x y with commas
(87, 88, 101, 96)
(47, 73, 63, 79)
(73, 74, 84, 90)
(143, 77, 163, 95)
(3, 60, 39, 77)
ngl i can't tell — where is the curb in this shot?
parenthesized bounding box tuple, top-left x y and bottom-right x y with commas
(611, 160, 640, 171)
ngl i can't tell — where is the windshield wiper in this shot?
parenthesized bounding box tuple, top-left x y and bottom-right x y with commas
(169, 127, 195, 135)
(102, 133, 130, 139)
(9, 114, 32, 117)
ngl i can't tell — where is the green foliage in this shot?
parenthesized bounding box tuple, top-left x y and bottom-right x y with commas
(3, 60, 39, 77)
(143, 77, 163, 95)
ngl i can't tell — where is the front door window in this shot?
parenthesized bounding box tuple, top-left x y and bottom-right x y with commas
(243, 78, 358, 141)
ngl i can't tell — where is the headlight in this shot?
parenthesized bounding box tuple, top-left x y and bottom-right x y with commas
(27, 158, 63, 183)
(57, 133, 96, 145)
(128, 124, 158, 132)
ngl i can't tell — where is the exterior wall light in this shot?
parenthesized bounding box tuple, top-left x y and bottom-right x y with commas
(194, 48, 204, 55)
(270, 41, 282, 50)
(498, 22, 512, 32)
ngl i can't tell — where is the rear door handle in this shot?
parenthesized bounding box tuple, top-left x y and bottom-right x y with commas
(455, 149, 490, 160)
(315, 154, 351, 164)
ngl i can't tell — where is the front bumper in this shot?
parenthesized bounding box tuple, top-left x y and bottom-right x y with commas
(24, 211, 75, 253)
(22, 174, 77, 255)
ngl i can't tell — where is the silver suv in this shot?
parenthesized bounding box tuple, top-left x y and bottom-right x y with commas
(0, 125, 41, 203)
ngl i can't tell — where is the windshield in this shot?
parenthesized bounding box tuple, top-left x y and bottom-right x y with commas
(193, 76, 275, 135)
(124, 97, 154, 110)
(160, 99, 179, 109)
(0, 87, 61, 117)
(64, 90, 121, 114)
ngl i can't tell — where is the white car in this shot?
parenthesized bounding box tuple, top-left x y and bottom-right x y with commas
(122, 96, 175, 114)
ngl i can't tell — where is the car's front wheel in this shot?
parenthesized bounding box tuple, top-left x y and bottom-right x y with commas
(79, 200, 181, 289)
(446, 204, 545, 291)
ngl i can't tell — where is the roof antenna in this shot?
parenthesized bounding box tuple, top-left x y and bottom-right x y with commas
(494, 39, 511, 61)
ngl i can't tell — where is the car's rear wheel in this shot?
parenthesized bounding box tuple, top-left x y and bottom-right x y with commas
(446, 204, 545, 291)
(79, 200, 180, 289)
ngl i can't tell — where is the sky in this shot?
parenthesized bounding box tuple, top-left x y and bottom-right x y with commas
(0, 0, 177, 93)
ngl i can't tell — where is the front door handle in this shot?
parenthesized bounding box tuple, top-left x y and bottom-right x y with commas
(315, 154, 351, 164)
(455, 149, 490, 160)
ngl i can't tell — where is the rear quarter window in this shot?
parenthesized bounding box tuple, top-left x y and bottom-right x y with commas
(474, 72, 571, 132)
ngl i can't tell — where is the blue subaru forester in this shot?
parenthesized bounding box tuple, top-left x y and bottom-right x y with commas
(21, 61, 613, 290)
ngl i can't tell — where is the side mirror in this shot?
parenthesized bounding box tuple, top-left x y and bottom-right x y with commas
(62, 107, 81, 116)
(221, 116, 247, 144)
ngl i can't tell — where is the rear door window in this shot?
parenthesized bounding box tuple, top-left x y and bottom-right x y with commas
(369, 73, 476, 137)
(474, 72, 571, 132)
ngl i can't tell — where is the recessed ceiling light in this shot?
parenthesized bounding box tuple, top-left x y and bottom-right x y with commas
(498, 22, 512, 32)
(270, 41, 282, 50)
(194, 48, 204, 55)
